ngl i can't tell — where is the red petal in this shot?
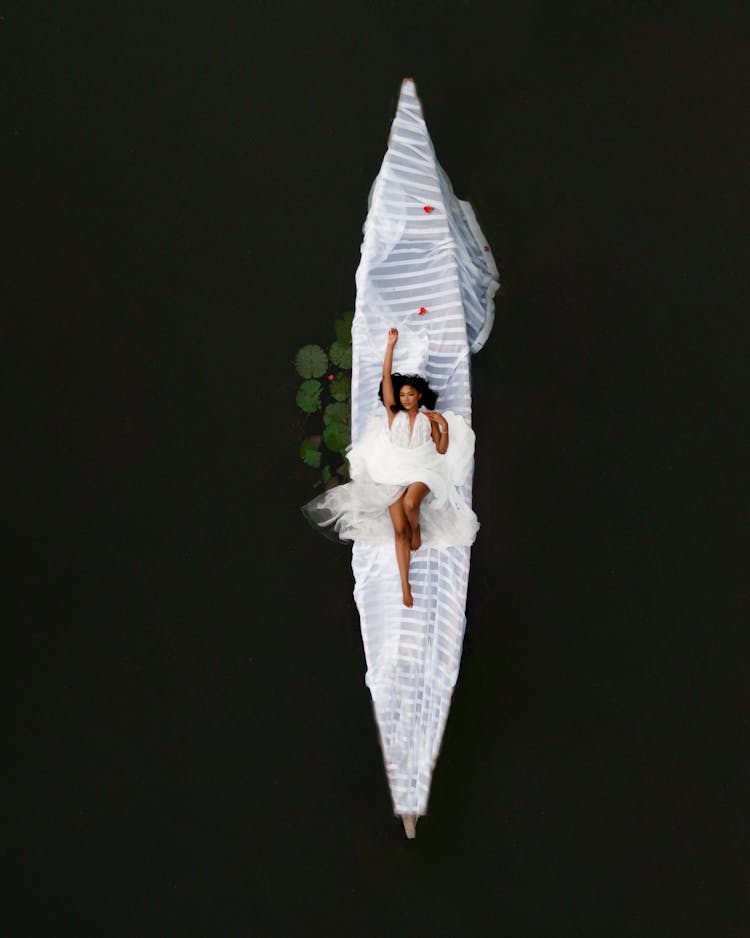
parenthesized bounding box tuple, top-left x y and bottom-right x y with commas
(423, 205, 433, 213)
(418, 307, 428, 315)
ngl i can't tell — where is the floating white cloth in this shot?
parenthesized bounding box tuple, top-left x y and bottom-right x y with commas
(307, 78, 499, 822)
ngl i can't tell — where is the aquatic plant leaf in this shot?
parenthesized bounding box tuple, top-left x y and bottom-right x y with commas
(294, 344, 328, 378)
(296, 379, 322, 413)
(323, 402, 350, 426)
(334, 312, 354, 343)
(329, 340, 352, 369)
(299, 438, 322, 467)
(321, 465, 331, 484)
(329, 374, 350, 402)
(323, 420, 350, 453)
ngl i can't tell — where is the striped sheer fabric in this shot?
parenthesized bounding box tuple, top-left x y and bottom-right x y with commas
(350, 79, 499, 817)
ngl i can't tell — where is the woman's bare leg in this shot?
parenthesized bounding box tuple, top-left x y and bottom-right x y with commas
(403, 482, 430, 551)
(388, 494, 413, 607)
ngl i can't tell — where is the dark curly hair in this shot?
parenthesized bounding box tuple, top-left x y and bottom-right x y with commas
(378, 372, 438, 413)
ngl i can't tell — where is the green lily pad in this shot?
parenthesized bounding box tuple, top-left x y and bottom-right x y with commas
(296, 379, 322, 413)
(321, 465, 331, 484)
(294, 344, 328, 378)
(323, 420, 350, 454)
(323, 402, 350, 426)
(329, 374, 350, 402)
(329, 340, 352, 369)
(299, 437, 322, 467)
(334, 312, 354, 343)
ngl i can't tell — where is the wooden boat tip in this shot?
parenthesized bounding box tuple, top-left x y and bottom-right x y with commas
(400, 814, 418, 839)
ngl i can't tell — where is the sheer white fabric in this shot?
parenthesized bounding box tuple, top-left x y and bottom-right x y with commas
(303, 78, 499, 820)
(302, 407, 480, 547)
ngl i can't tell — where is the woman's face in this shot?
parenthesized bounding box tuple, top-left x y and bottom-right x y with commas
(399, 384, 421, 411)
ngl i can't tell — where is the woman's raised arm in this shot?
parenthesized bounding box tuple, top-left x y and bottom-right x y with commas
(381, 328, 398, 421)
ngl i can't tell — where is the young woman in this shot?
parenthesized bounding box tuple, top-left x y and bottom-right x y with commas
(302, 327, 479, 607)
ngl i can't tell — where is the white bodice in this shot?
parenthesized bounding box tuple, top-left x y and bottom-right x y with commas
(389, 410, 433, 449)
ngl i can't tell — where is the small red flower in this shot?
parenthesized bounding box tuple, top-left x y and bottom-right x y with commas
(423, 205, 434, 213)
(327, 374, 334, 381)
(418, 307, 428, 315)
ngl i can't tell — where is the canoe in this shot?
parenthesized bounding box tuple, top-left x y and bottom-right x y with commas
(350, 78, 499, 838)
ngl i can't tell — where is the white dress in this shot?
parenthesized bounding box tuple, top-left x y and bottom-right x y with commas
(302, 407, 479, 548)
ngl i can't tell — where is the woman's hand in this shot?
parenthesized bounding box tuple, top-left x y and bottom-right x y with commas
(426, 411, 449, 454)
(386, 327, 398, 347)
(425, 411, 448, 432)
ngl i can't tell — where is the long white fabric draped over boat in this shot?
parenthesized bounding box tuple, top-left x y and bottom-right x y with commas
(350, 78, 499, 818)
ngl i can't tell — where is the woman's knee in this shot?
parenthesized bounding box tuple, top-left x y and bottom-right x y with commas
(403, 494, 420, 515)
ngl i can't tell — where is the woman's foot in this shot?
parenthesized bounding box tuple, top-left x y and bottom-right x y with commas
(402, 583, 413, 607)
(410, 524, 421, 551)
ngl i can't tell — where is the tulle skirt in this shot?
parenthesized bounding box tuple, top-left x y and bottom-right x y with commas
(301, 410, 480, 548)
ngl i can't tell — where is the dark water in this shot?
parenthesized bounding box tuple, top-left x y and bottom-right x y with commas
(9, 2, 749, 934)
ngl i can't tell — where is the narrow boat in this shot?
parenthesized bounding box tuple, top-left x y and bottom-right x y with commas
(349, 78, 499, 838)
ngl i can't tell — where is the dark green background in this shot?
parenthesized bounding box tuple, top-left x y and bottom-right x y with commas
(8, 2, 748, 935)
